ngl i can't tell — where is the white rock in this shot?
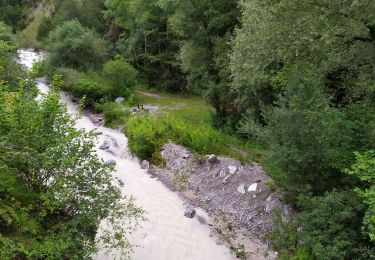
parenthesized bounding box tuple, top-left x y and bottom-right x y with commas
(219, 170, 226, 178)
(115, 97, 125, 103)
(248, 183, 258, 192)
(228, 166, 237, 174)
(237, 184, 245, 194)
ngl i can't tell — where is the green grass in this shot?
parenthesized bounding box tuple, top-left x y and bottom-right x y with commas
(134, 90, 212, 124)
(111, 89, 262, 164)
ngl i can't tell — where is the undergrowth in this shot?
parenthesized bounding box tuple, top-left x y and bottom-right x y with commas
(125, 114, 261, 165)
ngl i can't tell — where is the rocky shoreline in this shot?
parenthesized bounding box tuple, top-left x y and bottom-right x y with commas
(144, 142, 293, 259)
(83, 102, 291, 260)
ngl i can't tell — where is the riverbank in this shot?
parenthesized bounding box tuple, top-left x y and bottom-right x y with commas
(18, 49, 237, 260)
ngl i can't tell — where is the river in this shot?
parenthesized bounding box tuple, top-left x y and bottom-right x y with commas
(17, 49, 234, 260)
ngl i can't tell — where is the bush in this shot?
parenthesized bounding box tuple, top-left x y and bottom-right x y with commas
(29, 60, 47, 78)
(268, 210, 312, 260)
(0, 76, 143, 258)
(47, 20, 108, 71)
(56, 68, 112, 107)
(102, 59, 137, 98)
(298, 191, 374, 259)
(37, 17, 53, 41)
(125, 115, 239, 164)
(101, 102, 131, 127)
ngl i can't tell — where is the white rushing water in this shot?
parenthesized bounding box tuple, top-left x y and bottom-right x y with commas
(17, 49, 234, 260)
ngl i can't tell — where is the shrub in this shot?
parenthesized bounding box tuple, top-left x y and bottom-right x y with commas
(0, 76, 144, 258)
(125, 115, 237, 164)
(29, 60, 47, 78)
(47, 20, 108, 71)
(101, 102, 131, 127)
(102, 59, 137, 98)
(298, 191, 373, 259)
(37, 16, 53, 41)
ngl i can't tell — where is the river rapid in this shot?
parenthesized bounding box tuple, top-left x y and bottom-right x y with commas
(17, 49, 234, 260)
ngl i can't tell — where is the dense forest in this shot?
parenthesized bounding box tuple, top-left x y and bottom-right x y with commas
(1, 0, 375, 259)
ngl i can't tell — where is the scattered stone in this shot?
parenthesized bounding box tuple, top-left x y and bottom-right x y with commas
(248, 183, 258, 192)
(93, 117, 103, 124)
(104, 160, 116, 166)
(216, 240, 224, 245)
(141, 160, 150, 169)
(115, 97, 125, 103)
(184, 208, 196, 218)
(95, 131, 103, 136)
(237, 184, 246, 194)
(219, 170, 226, 178)
(228, 165, 238, 174)
(207, 154, 218, 164)
(182, 153, 190, 159)
(99, 141, 110, 150)
(72, 96, 79, 103)
(223, 175, 230, 184)
(212, 170, 219, 178)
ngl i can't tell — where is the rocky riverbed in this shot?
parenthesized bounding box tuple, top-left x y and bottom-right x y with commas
(146, 142, 294, 259)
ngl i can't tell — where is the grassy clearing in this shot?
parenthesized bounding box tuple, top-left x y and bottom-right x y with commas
(104, 89, 262, 164)
(134, 90, 212, 124)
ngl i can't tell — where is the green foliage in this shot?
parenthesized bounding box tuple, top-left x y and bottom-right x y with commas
(262, 67, 338, 200)
(52, 0, 106, 33)
(29, 60, 46, 78)
(0, 23, 26, 87)
(0, 0, 36, 29)
(159, 0, 239, 94)
(102, 59, 137, 98)
(268, 211, 311, 260)
(231, 0, 375, 120)
(101, 102, 131, 127)
(298, 191, 374, 259)
(47, 20, 108, 71)
(104, 0, 185, 92)
(347, 151, 375, 242)
(36, 16, 53, 41)
(125, 114, 257, 164)
(0, 76, 144, 258)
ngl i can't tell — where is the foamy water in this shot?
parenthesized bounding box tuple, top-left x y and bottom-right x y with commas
(17, 49, 234, 260)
